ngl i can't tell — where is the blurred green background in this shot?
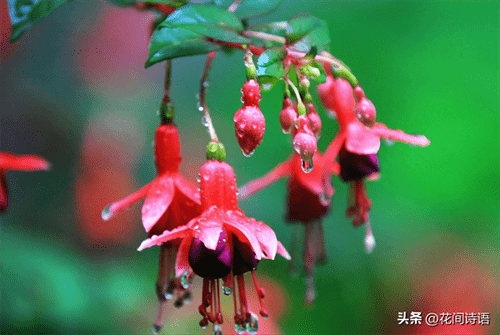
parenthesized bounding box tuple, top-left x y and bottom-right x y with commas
(1, 1, 499, 334)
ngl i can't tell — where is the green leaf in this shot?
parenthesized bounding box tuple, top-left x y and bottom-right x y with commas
(143, 0, 187, 7)
(146, 4, 252, 67)
(8, 0, 71, 42)
(106, 0, 136, 7)
(257, 47, 286, 67)
(285, 14, 330, 52)
(211, 0, 281, 19)
(147, 29, 219, 67)
(257, 61, 284, 90)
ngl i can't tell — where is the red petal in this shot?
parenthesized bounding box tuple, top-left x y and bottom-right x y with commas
(0, 172, 7, 212)
(238, 157, 292, 199)
(175, 234, 194, 278)
(174, 174, 201, 205)
(102, 182, 152, 221)
(194, 211, 225, 251)
(345, 121, 380, 155)
(137, 224, 191, 251)
(142, 175, 175, 233)
(372, 122, 431, 147)
(277, 241, 291, 260)
(0, 152, 50, 171)
(248, 218, 278, 260)
(224, 211, 263, 260)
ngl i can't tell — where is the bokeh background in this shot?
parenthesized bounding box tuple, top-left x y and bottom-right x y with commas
(1, 1, 499, 334)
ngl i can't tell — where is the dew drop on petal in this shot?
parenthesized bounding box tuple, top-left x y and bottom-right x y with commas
(196, 173, 201, 183)
(384, 139, 394, 146)
(101, 205, 113, 221)
(246, 313, 259, 334)
(301, 159, 313, 173)
(242, 149, 255, 158)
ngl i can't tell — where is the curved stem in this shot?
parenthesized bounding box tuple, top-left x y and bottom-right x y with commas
(286, 78, 302, 107)
(228, 0, 243, 12)
(199, 51, 219, 142)
(242, 30, 286, 44)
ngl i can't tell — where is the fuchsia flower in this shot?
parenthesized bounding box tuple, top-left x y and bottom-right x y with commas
(239, 152, 340, 304)
(137, 155, 290, 334)
(0, 152, 50, 212)
(319, 69, 430, 253)
(101, 121, 201, 331)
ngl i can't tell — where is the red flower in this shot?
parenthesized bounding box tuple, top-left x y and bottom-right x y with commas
(101, 122, 201, 330)
(239, 152, 340, 304)
(320, 73, 430, 253)
(137, 158, 290, 333)
(0, 152, 50, 212)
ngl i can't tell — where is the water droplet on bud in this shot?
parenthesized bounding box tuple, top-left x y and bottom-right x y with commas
(319, 192, 330, 206)
(242, 149, 255, 158)
(384, 139, 394, 146)
(196, 173, 201, 183)
(301, 159, 313, 173)
(327, 109, 337, 119)
(101, 205, 113, 221)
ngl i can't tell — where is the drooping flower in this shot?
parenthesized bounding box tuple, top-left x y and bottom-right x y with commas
(101, 119, 201, 331)
(239, 152, 340, 304)
(0, 152, 50, 212)
(137, 149, 290, 334)
(320, 70, 430, 253)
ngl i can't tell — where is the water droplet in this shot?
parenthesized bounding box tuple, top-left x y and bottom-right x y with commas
(234, 323, 246, 334)
(181, 271, 190, 289)
(301, 159, 313, 173)
(384, 139, 394, 146)
(364, 234, 376, 254)
(150, 324, 162, 335)
(222, 285, 232, 295)
(327, 109, 337, 119)
(182, 291, 192, 304)
(262, 83, 272, 91)
(156, 109, 160, 116)
(197, 103, 204, 112)
(242, 149, 255, 157)
(236, 190, 240, 197)
(203, 80, 210, 88)
(196, 173, 201, 183)
(212, 324, 223, 335)
(252, 124, 257, 129)
(246, 313, 259, 334)
(201, 115, 209, 127)
(151, 140, 155, 147)
(319, 192, 330, 206)
(101, 205, 113, 221)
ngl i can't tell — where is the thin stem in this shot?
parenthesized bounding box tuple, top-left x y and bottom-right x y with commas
(286, 78, 302, 106)
(164, 60, 171, 94)
(199, 51, 219, 142)
(242, 30, 286, 44)
(228, 0, 243, 12)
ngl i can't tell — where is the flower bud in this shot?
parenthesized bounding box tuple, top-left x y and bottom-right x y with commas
(234, 106, 265, 157)
(241, 79, 261, 106)
(292, 116, 317, 161)
(279, 98, 297, 134)
(306, 103, 322, 139)
(316, 75, 337, 118)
